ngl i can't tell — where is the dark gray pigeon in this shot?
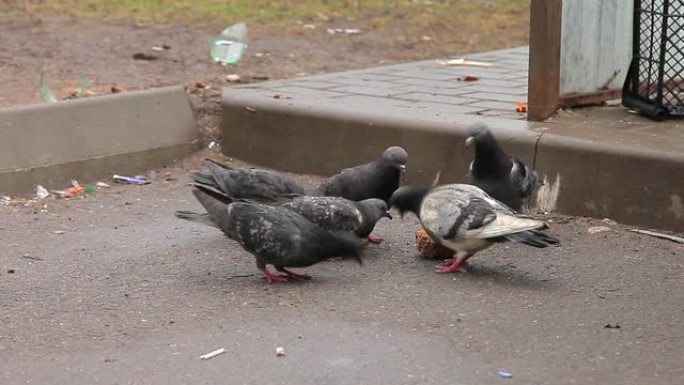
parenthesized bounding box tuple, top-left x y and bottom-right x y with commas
(176, 188, 362, 283)
(181, 184, 391, 243)
(317, 146, 408, 205)
(192, 159, 312, 203)
(389, 183, 558, 273)
(465, 123, 541, 212)
(282, 196, 391, 242)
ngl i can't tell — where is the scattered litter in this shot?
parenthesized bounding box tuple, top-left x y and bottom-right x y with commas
(21, 254, 43, 261)
(0, 195, 11, 205)
(132, 52, 159, 61)
(111, 86, 125, 94)
(208, 141, 217, 149)
(629, 229, 684, 244)
(71, 180, 80, 187)
(195, 81, 209, 89)
(151, 45, 171, 52)
(302, 24, 316, 29)
(39, 70, 58, 103)
(457, 75, 479, 82)
(515, 101, 528, 113)
(96, 182, 110, 188)
(210, 22, 248, 65)
(602, 218, 618, 226)
(273, 94, 291, 100)
(251, 75, 270, 80)
(35, 185, 50, 199)
(498, 370, 512, 379)
(437, 58, 493, 67)
(588, 226, 611, 234)
(276, 346, 285, 356)
(245, 106, 257, 112)
(56, 185, 85, 198)
(53, 230, 65, 234)
(326, 28, 362, 35)
(113, 175, 151, 185)
(604, 323, 621, 329)
(84, 186, 96, 194)
(225, 74, 241, 83)
(200, 348, 226, 360)
(6, 268, 16, 274)
(421, 35, 433, 41)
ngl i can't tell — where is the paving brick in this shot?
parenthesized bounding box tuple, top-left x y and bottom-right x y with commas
(329, 85, 407, 97)
(292, 80, 344, 90)
(385, 70, 460, 81)
(268, 86, 347, 98)
(391, 77, 460, 87)
(394, 85, 475, 96)
(466, 92, 526, 103)
(465, 100, 520, 111)
(393, 92, 477, 106)
(460, 85, 528, 96)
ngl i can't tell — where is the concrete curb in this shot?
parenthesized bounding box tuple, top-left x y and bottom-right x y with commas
(221, 88, 684, 232)
(0, 86, 200, 195)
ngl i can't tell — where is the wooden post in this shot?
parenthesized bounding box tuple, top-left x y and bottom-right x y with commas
(528, 0, 563, 121)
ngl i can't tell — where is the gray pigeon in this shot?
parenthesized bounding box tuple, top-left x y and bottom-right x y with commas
(176, 188, 362, 283)
(389, 183, 559, 273)
(282, 196, 391, 242)
(192, 159, 312, 203)
(317, 146, 408, 204)
(182, 184, 391, 243)
(465, 123, 541, 212)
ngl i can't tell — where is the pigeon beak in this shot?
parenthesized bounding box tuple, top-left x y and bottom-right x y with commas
(384, 211, 393, 220)
(399, 164, 406, 173)
(465, 136, 475, 146)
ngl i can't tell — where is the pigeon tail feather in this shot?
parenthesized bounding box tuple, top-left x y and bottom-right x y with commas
(503, 229, 559, 248)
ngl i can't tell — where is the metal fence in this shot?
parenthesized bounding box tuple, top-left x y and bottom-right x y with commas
(623, 0, 684, 120)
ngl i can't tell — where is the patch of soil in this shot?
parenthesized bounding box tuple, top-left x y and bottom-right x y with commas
(0, 12, 528, 141)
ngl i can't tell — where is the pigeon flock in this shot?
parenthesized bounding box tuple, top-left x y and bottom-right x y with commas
(176, 123, 559, 283)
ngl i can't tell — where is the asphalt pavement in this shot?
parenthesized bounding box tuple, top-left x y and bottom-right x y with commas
(0, 154, 682, 385)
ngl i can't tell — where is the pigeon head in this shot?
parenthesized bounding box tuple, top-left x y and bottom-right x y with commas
(359, 198, 392, 221)
(465, 122, 492, 147)
(381, 146, 408, 172)
(328, 232, 364, 265)
(389, 186, 430, 218)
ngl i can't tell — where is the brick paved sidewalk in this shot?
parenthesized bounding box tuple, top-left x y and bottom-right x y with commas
(235, 46, 530, 121)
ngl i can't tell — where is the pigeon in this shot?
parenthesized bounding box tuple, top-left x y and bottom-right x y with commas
(465, 123, 541, 212)
(281, 196, 391, 242)
(182, 181, 391, 244)
(192, 159, 312, 203)
(317, 146, 408, 204)
(176, 188, 362, 283)
(389, 183, 559, 273)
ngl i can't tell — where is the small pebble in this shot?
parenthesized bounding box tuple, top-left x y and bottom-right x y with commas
(225, 74, 241, 83)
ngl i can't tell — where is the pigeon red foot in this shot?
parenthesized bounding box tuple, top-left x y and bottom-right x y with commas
(436, 257, 470, 273)
(276, 267, 311, 280)
(261, 268, 289, 283)
(367, 235, 383, 244)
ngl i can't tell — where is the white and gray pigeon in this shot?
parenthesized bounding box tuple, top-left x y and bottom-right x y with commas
(389, 183, 559, 273)
(175, 188, 362, 283)
(465, 123, 541, 212)
(317, 146, 408, 204)
(192, 159, 313, 203)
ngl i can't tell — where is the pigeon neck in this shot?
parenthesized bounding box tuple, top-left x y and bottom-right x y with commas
(404, 187, 430, 216)
(473, 137, 511, 176)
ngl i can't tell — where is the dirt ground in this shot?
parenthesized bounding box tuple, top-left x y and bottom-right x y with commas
(0, 150, 682, 385)
(0, 4, 529, 141)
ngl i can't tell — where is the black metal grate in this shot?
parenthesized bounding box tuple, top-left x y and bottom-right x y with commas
(623, 0, 684, 120)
